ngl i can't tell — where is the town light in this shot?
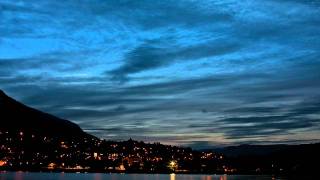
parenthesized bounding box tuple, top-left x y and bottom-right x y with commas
(170, 161, 176, 166)
(168, 160, 178, 171)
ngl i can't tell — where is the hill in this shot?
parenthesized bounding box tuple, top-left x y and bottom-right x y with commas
(0, 90, 84, 137)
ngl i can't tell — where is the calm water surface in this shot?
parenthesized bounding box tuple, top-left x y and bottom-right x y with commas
(0, 172, 284, 180)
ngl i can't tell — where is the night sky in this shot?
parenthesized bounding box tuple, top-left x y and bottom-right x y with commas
(1, 0, 320, 148)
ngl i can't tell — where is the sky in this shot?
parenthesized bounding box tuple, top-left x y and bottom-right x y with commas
(1, 0, 320, 148)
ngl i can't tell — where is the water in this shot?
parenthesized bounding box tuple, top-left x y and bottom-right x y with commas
(0, 172, 285, 180)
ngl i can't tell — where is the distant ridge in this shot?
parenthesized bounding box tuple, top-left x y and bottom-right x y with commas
(0, 89, 85, 137)
(213, 143, 320, 157)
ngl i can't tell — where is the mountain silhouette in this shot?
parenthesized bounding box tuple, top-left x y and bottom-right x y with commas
(0, 90, 85, 137)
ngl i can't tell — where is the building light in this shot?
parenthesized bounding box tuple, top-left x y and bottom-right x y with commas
(0, 160, 7, 166)
(115, 164, 125, 171)
(170, 161, 176, 166)
(168, 160, 178, 171)
(48, 163, 56, 169)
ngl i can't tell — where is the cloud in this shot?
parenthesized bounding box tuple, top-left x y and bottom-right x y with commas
(108, 39, 240, 81)
(1, 0, 320, 147)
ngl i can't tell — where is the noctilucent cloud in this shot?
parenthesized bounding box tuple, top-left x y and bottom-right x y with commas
(1, 0, 320, 148)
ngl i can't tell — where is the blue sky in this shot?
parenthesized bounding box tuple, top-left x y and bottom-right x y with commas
(1, 0, 320, 148)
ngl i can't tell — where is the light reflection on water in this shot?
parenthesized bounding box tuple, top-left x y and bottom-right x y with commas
(170, 173, 175, 180)
(0, 172, 284, 180)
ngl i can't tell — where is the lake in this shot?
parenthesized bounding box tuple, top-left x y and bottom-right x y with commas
(0, 172, 285, 180)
